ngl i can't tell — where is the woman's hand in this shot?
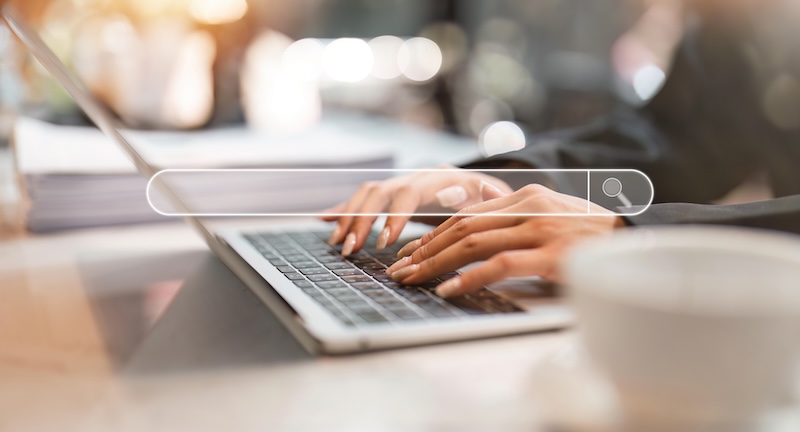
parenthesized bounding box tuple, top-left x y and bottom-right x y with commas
(321, 167, 513, 255)
(385, 184, 625, 297)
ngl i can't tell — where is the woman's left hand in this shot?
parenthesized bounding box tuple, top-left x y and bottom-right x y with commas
(386, 184, 624, 298)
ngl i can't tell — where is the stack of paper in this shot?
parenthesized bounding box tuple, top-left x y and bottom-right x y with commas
(13, 117, 397, 231)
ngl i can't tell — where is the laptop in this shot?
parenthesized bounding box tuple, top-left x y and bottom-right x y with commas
(2, 7, 572, 354)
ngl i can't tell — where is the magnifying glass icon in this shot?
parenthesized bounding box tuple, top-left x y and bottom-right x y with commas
(602, 177, 633, 208)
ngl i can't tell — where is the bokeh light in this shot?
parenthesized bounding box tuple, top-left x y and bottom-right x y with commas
(477, 18, 528, 59)
(323, 38, 374, 83)
(242, 31, 322, 132)
(162, 31, 217, 128)
(369, 35, 404, 80)
(189, 0, 249, 25)
(419, 22, 468, 75)
(470, 46, 533, 102)
(283, 38, 325, 82)
(469, 99, 514, 137)
(479, 121, 526, 157)
(398, 37, 443, 82)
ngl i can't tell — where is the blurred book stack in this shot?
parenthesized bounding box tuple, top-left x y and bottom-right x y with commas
(12, 117, 396, 232)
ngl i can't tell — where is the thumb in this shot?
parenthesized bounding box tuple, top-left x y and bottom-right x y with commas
(480, 181, 510, 201)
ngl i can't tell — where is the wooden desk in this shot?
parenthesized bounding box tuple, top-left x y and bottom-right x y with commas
(0, 212, 568, 432)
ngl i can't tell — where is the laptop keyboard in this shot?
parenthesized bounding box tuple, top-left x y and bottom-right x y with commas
(244, 230, 522, 327)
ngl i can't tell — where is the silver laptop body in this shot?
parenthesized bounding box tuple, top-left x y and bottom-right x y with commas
(2, 7, 572, 354)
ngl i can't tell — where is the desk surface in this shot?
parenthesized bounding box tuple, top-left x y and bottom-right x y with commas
(0, 218, 570, 432)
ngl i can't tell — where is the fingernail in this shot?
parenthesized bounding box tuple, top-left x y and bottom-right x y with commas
(328, 225, 342, 245)
(386, 256, 411, 275)
(397, 239, 421, 259)
(391, 264, 419, 281)
(341, 233, 356, 256)
(436, 277, 462, 298)
(479, 181, 505, 199)
(436, 185, 469, 208)
(376, 227, 391, 250)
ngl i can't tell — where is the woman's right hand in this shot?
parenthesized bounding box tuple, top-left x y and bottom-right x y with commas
(320, 167, 513, 255)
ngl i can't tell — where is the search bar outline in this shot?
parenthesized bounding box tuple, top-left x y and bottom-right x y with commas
(145, 168, 654, 218)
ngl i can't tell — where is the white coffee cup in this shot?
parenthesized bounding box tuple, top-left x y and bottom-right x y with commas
(564, 226, 800, 431)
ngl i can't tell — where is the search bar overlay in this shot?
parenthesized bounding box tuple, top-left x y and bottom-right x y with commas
(146, 169, 653, 217)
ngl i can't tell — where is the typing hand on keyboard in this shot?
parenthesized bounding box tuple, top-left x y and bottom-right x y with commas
(245, 230, 521, 327)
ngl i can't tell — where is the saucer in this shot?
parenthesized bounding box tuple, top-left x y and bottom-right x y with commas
(529, 340, 800, 432)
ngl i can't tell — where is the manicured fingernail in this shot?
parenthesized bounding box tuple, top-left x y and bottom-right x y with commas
(376, 227, 391, 250)
(397, 239, 421, 259)
(436, 185, 469, 208)
(328, 225, 342, 245)
(341, 233, 356, 256)
(386, 256, 411, 275)
(479, 181, 505, 200)
(436, 277, 462, 298)
(391, 264, 419, 281)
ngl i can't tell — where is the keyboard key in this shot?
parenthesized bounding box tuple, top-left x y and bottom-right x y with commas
(439, 272, 459, 281)
(327, 287, 354, 296)
(351, 282, 382, 290)
(285, 273, 306, 281)
(424, 306, 456, 317)
(391, 309, 424, 320)
(276, 266, 295, 273)
(316, 256, 345, 263)
(294, 280, 314, 288)
(308, 274, 338, 282)
(324, 262, 352, 270)
(357, 312, 389, 323)
(348, 303, 378, 314)
(363, 268, 386, 276)
(342, 275, 371, 283)
(443, 296, 492, 314)
(300, 268, 330, 275)
(292, 261, 318, 269)
(307, 291, 328, 301)
(316, 281, 347, 289)
(333, 269, 362, 277)
(373, 297, 404, 307)
(363, 290, 394, 299)
(268, 258, 287, 266)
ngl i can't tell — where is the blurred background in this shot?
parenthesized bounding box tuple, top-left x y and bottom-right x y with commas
(0, 0, 663, 149)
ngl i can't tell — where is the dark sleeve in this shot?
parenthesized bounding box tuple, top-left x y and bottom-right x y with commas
(624, 195, 800, 234)
(466, 22, 766, 205)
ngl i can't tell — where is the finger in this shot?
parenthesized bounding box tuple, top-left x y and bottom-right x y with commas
(395, 226, 534, 285)
(347, 189, 392, 254)
(409, 214, 524, 266)
(435, 185, 470, 209)
(396, 238, 422, 259)
(328, 183, 376, 245)
(379, 186, 422, 250)
(319, 202, 347, 222)
(480, 181, 510, 201)
(435, 249, 555, 298)
(406, 193, 524, 257)
(440, 178, 501, 211)
(388, 216, 518, 275)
